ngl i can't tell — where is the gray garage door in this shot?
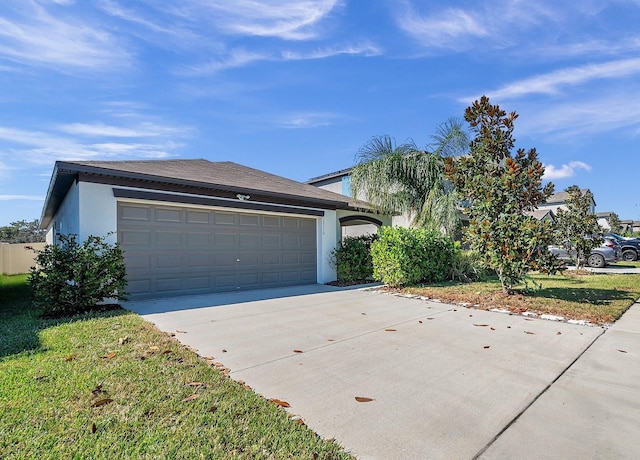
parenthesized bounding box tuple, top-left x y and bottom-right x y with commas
(117, 202, 317, 299)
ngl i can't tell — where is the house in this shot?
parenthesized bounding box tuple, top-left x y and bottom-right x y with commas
(307, 167, 413, 236)
(40, 159, 391, 299)
(537, 189, 596, 215)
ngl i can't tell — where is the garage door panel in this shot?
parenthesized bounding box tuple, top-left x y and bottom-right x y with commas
(119, 203, 317, 299)
(186, 210, 210, 224)
(120, 230, 151, 246)
(156, 231, 182, 246)
(155, 208, 182, 223)
(214, 212, 236, 225)
(214, 233, 237, 247)
(120, 205, 150, 221)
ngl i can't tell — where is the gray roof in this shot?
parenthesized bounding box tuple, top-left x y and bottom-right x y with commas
(546, 188, 596, 206)
(307, 166, 352, 184)
(41, 159, 370, 227)
(524, 209, 555, 221)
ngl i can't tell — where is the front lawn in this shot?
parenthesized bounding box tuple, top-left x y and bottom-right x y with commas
(0, 275, 351, 459)
(401, 271, 640, 324)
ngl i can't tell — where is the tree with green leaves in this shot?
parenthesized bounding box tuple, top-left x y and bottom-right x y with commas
(350, 118, 469, 237)
(0, 219, 46, 243)
(607, 212, 621, 234)
(445, 96, 561, 294)
(554, 186, 602, 270)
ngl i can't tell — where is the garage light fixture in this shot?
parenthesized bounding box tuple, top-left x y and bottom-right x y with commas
(236, 193, 250, 201)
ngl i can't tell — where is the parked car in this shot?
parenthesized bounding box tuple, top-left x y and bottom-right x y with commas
(603, 233, 640, 261)
(548, 240, 620, 268)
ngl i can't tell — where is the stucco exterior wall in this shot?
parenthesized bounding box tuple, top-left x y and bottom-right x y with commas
(49, 181, 342, 285)
(46, 181, 80, 244)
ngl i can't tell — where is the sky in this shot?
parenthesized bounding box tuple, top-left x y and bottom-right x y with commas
(1, 0, 639, 226)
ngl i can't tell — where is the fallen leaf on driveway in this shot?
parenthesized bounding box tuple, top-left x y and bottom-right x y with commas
(557, 332, 562, 335)
(293, 349, 304, 353)
(355, 397, 374, 402)
(384, 328, 396, 332)
(418, 320, 423, 324)
(490, 327, 495, 331)
(181, 394, 199, 402)
(473, 324, 489, 327)
(91, 398, 113, 408)
(176, 330, 187, 334)
(524, 331, 535, 335)
(483, 345, 490, 349)
(270, 399, 290, 408)
(617, 349, 628, 353)
(327, 339, 335, 342)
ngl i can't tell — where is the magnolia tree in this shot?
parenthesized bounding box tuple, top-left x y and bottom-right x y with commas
(445, 96, 561, 294)
(554, 186, 602, 270)
(607, 212, 621, 234)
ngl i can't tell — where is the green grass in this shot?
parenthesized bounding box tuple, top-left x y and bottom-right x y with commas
(402, 271, 640, 324)
(0, 275, 352, 459)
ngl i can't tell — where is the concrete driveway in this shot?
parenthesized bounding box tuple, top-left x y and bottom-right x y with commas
(127, 285, 640, 459)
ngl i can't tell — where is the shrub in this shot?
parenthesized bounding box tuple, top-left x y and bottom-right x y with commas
(371, 227, 456, 287)
(448, 248, 491, 282)
(331, 234, 377, 283)
(29, 234, 128, 317)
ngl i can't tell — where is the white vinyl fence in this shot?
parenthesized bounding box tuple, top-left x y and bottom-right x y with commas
(0, 243, 46, 275)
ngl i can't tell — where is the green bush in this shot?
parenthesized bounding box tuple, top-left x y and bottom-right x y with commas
(448, 248, 491, 282)
(371, 227, 456, 287)
(331, 234, 377, 283)
(29, 234, 128, 317)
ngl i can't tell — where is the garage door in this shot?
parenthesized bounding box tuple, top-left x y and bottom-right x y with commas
(117, 202, 317, 299)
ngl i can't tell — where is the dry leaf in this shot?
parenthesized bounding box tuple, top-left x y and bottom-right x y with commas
(524, 331, 535, 335)
(418, 320, 423, 324)
(327, 339, 335, 342)
(91, 422, 97, 434)
(222, 349, 227, 353)
(384, 328, 396, 332)
(149, 346, 159, 352)
(484, 345, 490, 349)
(355, 396, 374, 402)
(176, 330, 187, 334)
(187, 382, 203, 387)
(91, 398, 113, 408)
(473, 324, 489, 327)
(293, 349, 304, 353)
(618, 349, 628, 353)
(209, 406, 218, 413)
(296, 418, 305, 425)
(162, 350, 172, 354)
(182, 394, 199, 402)
(427, 317, 434, 320)
(507, 326, 512, 329)
(91, 384, 103, 395)
(361, 312, 366, 315)
(557, 332, 562, 335)
(270, 399, 291, 408)
(65, 354, 77, 362)
(102, 352, 116, 359)
(490, 327, 495, 331)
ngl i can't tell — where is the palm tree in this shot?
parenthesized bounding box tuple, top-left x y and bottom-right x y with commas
(350, 118, 468, 236)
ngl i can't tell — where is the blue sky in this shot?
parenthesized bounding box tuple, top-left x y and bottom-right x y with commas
(1, 0, 639, 226)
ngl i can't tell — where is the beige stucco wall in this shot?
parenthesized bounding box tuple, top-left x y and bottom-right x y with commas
(0, 243, 46, 275)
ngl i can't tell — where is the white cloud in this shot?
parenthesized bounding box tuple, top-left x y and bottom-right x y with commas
(177, 0, 343, 40)
(0, 194, 44, 201)
(276, 111, 345, 128)
(0, 0, 131, 72)
(543, 161, 591, 179)
(58, 122, 187, 138)
(396, 1, 556, 50)
(476, 58, 640, 101)
(281, 42, 381, 60)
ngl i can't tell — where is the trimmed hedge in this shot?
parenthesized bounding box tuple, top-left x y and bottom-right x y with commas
(331, 234, 377, 283)
(371, 227, 455, 287)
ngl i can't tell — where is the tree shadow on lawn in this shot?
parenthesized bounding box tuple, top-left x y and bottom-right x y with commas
(0, 278, 128, 359)
(532, 285, 635, 306)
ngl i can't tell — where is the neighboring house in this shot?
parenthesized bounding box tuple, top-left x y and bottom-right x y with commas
(40, 159, 391, 299)
(537, 189, 596, 215)
(596, 211, 614, 230)
(307, 167, 412, 236)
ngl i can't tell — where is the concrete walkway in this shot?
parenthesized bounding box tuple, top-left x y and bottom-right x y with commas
(126, 286, 640, 459)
